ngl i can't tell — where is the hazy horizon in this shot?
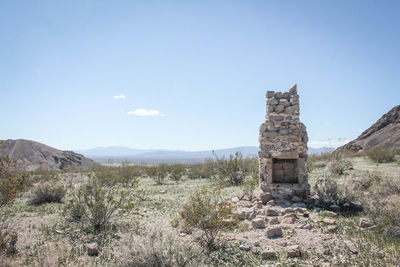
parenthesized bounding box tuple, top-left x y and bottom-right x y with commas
(2, 1, 399, 151)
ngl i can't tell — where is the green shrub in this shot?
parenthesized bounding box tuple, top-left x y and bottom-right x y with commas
(65, 173, 139, 233)
(146, 164, 168, 185)
(214, 152, 246, 186)
(0, 156, 27, 206)
(180, 187, 234, 250)
(186, 160, 216, 180)
(367, 147, 395, 163)
(239, 174, 258, 201)
(29, 182, 65, 205)
(169, 164, 184, 184)
(0, 220, 18, 256)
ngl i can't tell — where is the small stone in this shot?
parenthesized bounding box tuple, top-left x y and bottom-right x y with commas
(325, 211, 338, 217)
(265, 208, 279, 216)
(359, 217, 374, 228)
(239, 243, 251, 251)
(267, 200, 275, 206)
(282, 217, 297, 224)
(323, 218, 336, 225)
(286, 245, 301, 257)
(268, 217, 280, 225)
(262, 249, 276, 259)
(300, 224, 312, 230)
(252, 217, 266, 229)
(231, 197, 240, 203)
(266, 227, 283, 238)
(292, 202, 307, 208)
(274, 92, 282, 99)
(87, 243, 99, 256)
(282, 213, 298, 220)
(326, 225, 337, 232)
(260, 192, 272, 205)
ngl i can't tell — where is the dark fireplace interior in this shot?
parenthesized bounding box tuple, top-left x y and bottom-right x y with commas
(272, 158, 298, 183)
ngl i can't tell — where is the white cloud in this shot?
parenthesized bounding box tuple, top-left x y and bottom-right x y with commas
(127, 108, 163, 116)
(113, 94, 126, 99)
(309, 138, 350, 148)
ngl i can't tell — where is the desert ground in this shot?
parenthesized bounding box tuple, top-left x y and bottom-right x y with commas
(1, 152, 400, 267)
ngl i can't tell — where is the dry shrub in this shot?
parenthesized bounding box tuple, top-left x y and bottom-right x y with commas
(379, 195, 400, 237)
(122, 226, 201, 267)
(180, 187, 234, 250)
(315, 174, 351, 206)
(326, 152, 352, 175)
(29, 182, 65, 205)
(0, 219, 18, 256)
(367, 147, 395, 163)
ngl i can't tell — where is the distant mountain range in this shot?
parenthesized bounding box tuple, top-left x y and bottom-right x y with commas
(77, 145, 334, 164)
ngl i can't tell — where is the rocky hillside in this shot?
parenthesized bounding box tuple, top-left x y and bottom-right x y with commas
(0, 139, 95, 171)
(338, 105, 400, 153)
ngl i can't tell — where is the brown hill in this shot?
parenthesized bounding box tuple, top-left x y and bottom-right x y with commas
(0, 139, 95, 171)
(337, 105, 400, 153)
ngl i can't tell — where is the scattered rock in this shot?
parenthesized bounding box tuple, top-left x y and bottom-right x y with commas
(159, 189, 166, 194)
(323, 218, 336, 225)
(283, 208, 294, 214)
(265, 208, 279, 216)
(325, 211, 338, 217)
(55, 230, 64, 234)
(260, 192, 272, 204)
(298, 223, 312, 230)
(252, 217, 266, 229)
(359, 217, 374, 228)
(268, 217, 280, 225)
(326, 225, 337, 232)
(283, 213, 298, 219)
(286, 245, 301, 257)
(262, 249, 276, 259)
(87, 243, 99, 256)
(266, 227, 283, 238)
(231, 196, 240, 203)
(282, 217, 297, 224)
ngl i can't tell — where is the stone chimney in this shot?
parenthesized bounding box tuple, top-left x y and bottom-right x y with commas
(258, 84, 310, 200)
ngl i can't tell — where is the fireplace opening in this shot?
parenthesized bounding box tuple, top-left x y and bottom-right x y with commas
(272, 158, 298, 184)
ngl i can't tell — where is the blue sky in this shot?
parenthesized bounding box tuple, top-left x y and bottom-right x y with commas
(1, 0, 399, 151)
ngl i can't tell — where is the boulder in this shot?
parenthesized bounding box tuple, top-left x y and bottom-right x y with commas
(266, 227, 283, 238)
(252, 217, 266, 229)
(282, 217, 297, 224)
(265, 208, 279, 216)
(260, 192, 272, 204)
(324, 211, 338, 217)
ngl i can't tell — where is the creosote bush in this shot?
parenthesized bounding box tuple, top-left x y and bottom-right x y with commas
(239, 174, 258, 201)
(146, 164, 169, 185)
(366, 147, 395, 163)
(213, 152, 246, 186)
(29, 182, 66, 205)
(65, 173, 139, 233)
(0, 156, 27, 206)
(180, 187, 234, 250)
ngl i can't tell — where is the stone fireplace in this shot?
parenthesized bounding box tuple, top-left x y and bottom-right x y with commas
(258, 84, 310, 200)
